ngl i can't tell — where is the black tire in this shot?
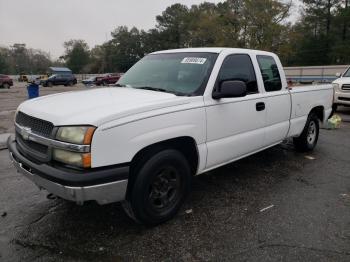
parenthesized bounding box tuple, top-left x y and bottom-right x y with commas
(67, 81, 73, 86)
(293, 113, 319, 152)
(332, 104, 338, 114)
(102, 81, 107, 86)
(48, 82, 53, 87)
(123, 149, 191, 225)
(3, 83, 10, 89)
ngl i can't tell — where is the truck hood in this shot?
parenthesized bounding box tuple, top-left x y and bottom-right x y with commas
(18, 87, 191, 126)
(333, 77, 350, 85)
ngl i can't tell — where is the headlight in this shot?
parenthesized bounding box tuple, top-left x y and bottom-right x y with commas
(56, 126, 96, 144)
(54, 126, 95, 168)
(53, 149, 91, 168)
(332, 83, 340, 91)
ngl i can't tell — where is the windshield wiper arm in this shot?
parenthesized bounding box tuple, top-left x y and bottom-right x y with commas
(136, 86, 170, 93)
(114, 83, 127, 87)
(132, 86, 188, 96)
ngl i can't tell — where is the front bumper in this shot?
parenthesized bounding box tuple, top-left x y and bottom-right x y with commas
(334, 90, 350, 106)
(7, 135, 129, 205)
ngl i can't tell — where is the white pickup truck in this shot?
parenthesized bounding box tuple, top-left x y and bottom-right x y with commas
(333, 66, 350, 111)
(8, 48, 333, 225)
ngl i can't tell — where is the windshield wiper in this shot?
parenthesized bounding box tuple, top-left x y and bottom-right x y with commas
(114, 83, 127, 87)
(136, 86, 188, 96)
(136, 86, 170, 93)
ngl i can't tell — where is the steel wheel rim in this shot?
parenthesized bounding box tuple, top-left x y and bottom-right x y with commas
(307, 121, 316, 145)
(148, 167, 180, 211)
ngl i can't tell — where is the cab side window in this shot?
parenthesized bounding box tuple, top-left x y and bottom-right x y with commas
(217, 54, 258, 95)
(257, 55, 282, 92)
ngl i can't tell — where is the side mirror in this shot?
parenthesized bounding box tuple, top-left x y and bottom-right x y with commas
(212, 80, 247, 99)
(335, 72, 342, 78)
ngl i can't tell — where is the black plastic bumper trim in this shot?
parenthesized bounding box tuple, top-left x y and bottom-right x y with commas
(7, 135, 129, 187)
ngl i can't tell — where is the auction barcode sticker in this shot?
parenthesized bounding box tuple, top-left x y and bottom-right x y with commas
(181, 57, 207, 64)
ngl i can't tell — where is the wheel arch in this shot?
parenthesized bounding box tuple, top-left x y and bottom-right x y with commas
(126, 136, 199, 197)
(309, 105, 324, 122)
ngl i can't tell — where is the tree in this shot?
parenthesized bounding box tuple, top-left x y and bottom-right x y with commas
(62, 40, 90, 73)
(0, 47, 10, 73)
(303, 0, 341, 37)
(155, 4, 190, 48)
(104, 26, 144, 72)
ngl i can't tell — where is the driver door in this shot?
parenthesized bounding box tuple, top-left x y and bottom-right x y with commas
(205, 54, 266, 169)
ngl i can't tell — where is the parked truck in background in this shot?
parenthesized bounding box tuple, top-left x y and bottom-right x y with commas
(8, 48, 333, 225)
(0, 74, 13, 88)
(332, 66, 350, 111)
(41, 74, 77, 87)
(95, 73, 122, 86)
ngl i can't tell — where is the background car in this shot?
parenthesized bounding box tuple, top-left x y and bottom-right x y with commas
(41, 74, 77, 87)
(82, 76, 101, 86)
(0, 74, 13, 89)
(95, 73, 122, 86)
(18, 74, 28, 82)
(332, 67, 350, 111)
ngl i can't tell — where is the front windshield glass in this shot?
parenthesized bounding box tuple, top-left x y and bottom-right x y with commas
(117, 52, 218, 96)
(49, 74, 57, 79)
(343, 68, 350, 77)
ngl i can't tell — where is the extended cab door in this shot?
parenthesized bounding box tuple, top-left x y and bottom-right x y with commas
(204, 53, 266, 169)
(256, 55, 291, 146)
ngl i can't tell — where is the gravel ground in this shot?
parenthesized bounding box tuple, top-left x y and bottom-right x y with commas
(0, 82, 350, 261)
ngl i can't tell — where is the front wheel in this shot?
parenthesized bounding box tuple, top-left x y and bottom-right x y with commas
(332, 104, 338, 115)
(293, 113, 319, 152)
(123, 149, 191, 225)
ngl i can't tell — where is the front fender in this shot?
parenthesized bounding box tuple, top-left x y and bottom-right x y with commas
(90, 107, 206, 168)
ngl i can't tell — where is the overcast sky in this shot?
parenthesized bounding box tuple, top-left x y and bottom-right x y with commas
(0, 0, 301, 59)
(0, 0, 225, 58)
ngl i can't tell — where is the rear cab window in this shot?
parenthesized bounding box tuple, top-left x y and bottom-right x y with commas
(257, 55, 282, 92)
(216, 54, 259, 95)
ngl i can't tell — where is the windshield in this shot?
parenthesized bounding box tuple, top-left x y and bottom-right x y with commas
(343, 68, 350, 77)
(117, 52, 218, 96)
(49, 74, 57, 79)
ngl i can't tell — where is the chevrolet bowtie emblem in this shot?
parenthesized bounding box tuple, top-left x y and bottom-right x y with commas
(21, 127, 31, 140)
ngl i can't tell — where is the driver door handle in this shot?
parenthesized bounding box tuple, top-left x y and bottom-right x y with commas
(256, 102, 265, 111)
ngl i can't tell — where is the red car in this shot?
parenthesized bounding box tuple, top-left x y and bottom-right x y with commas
(95, 73, 123, 86)
(0, 74, 13, 89)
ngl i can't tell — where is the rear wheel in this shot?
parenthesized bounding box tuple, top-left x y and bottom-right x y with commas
(3, 83, 10, 89)
(332, 104, 338, 115)
(122, 149, 191, 225)
(48, 82, 53, 87)
(293, 113, 319, 152)
(67, 81, 73, 86)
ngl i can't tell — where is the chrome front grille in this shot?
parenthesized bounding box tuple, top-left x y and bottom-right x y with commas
(16, 131, 48, 154)
(16, 111, 54, 137)
(15, 111, 54, 161)
(341, 84, 350, 91)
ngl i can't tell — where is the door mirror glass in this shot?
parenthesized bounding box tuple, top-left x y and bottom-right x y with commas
(213, 80, 247, 99)
(335, 72, 341, 77)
